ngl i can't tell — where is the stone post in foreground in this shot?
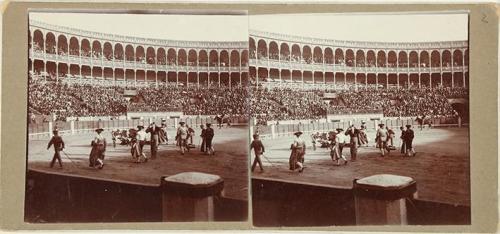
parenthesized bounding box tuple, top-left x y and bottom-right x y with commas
(353, 174, 417, 225)
(161, 172, 224, 222)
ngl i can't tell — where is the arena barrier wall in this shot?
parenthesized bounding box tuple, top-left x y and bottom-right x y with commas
(25, 169, 248, 222)
(252, 116, 465, 140)
(65, 116, 128, 121)
(126, 112, 184, 119)
(263, 112, 383, 125)
(28, 115, 249, 139)
(252, 177, 470, 226)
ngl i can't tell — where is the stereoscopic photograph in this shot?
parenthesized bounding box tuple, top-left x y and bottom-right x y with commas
(25, 11, 250, 222)
(248, 13, 470, 226)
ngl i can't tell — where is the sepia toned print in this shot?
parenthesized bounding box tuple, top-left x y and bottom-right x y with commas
(25, 12, 250, 223)
(248, 13, 470, 226)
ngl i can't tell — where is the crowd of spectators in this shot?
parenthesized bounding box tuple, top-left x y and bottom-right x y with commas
(28, 76, 467, 123)
(29, 78, 249, 121)
(248, 86, 467, 124)
(337, 87, 462, 118)
(249, 87, 327, 124)
(29, 79, 127, 121)
(130, 86, 248, 116)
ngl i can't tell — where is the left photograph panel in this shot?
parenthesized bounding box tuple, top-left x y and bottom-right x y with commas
(26, 11, 250, 223)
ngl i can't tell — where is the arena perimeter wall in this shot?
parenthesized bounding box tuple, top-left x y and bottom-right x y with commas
(28, 115, 249, 139)
(254, 116, 464, 139)
(24, 169, 248, 222)
(251, 177, 470, 226)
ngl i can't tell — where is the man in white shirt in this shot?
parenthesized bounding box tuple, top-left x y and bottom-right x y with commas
(335, 128, 348, 165)
(176, 122, 189, 155)
(136, 124, 148, 163)
(376, 123, 389, 157)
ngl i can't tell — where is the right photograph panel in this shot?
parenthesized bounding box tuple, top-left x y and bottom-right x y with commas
(248, 13, 470, 227)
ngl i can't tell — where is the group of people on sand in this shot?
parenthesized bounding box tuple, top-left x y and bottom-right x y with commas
(250, 130, 308, 173)
(249, 122, 418, 174)
(44, 127, 107, 169)
(46, 119, 217, 169)
(176, 122, 216, 156)
(374, 123, 416, 157)
(117, 119, 170, 164)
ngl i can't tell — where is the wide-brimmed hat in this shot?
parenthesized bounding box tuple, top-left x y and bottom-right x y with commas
(137, 125, 144, 129)
(406, 124, 412, 128)
(206, 123, 212, 127)
(52, 129, 59, 134)
(161, 118, 166, 122)
(336, 128, 344, 132)
(179, 121, 185, 125)
(361, 121, 366, 123)
(95, 128, 104, 132)
(253, 133, 259, 138)
(378, 123, 385, 127)
(294, 131, 303, 136)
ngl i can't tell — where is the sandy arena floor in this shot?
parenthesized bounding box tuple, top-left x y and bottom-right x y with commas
(251, 127, 470, 206)
(28, 126, 250, 201)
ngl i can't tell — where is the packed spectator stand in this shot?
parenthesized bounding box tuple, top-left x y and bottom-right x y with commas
(29, 71, 467, 125)
(248, 86, 467, 124)
(28, 76, 249, 122)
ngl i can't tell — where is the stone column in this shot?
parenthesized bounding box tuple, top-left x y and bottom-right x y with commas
(249, 125, 254, 138)
(48, 121, 53, 137)
(161, 172, 224, 221)
(353, 174, 417, 225)
(70, 121, 75, 135)
(271, 124, 276, 139)
(451, 51, 455, 88)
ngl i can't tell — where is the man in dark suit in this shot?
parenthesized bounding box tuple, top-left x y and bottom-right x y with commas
(250, 134, 265, 172)
(403, 124, 416, 156)
(345, 125, 360, 161)
(146, 122, 161, 159)
(199, 124, 206, 152)
(205, 123, 215, 155)
(47, 129, 65, 168)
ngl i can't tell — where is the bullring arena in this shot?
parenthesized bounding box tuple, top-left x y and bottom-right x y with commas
(252, 122, 470, 206)
(25, 12, 471, 225)
(248, 27, 471, 203)
(247, 24, 470, 226)
(28, 121, 249, 201)
(26, 15, 250, 222)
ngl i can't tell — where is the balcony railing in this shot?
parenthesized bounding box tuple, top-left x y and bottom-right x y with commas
(46, 53, 56, 60)
(30, 51, 248, 72)
(249, 59, 468, 73)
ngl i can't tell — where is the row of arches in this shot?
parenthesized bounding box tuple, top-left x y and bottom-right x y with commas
(249, 38, 468, 68)
(249, 67, 468, 88)
(30, 30, 248, 67)
(29, 60, 249, 86)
